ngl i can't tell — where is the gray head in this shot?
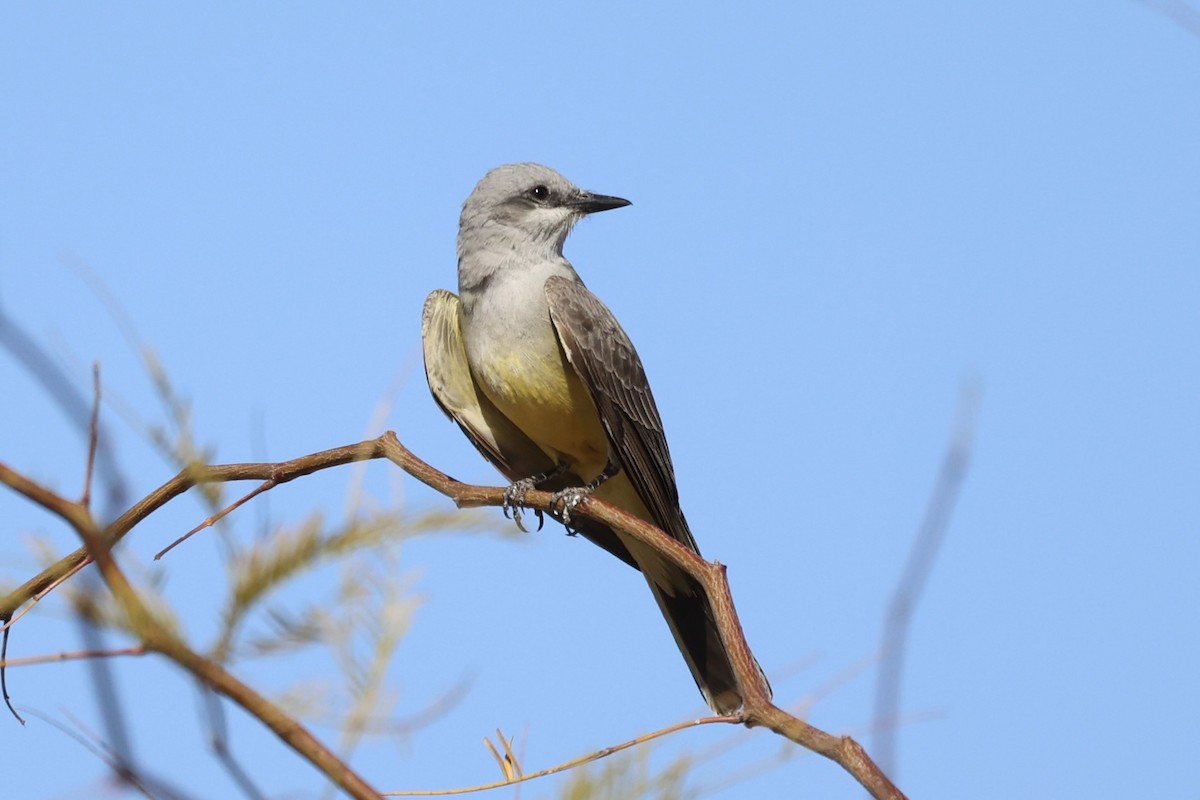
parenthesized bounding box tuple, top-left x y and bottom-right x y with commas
(457, 163, 630, 261)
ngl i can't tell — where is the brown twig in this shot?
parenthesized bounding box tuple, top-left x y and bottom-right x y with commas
(375, 433, 907, 800)
(1, 557, 91, 634)
(1, 456, 385, 800)
(109, 495, 381, 799)
(81, 363, 102, 509)
(386, 716, 735, 797)
(0, 439, 386, 619)
(0, 305, 131, 516)
(2, 431, 906, 799)
(154, 478, 277, 559)
(1, 553, 92, 724)
(0, 645, 146, 668)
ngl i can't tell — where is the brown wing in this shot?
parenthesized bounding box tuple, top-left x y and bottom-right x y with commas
(545, 276, 761, 714)
(422, 288, 638, 568)
(543, 276, 698, 553)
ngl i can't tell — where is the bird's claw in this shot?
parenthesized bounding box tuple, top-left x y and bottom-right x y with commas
(503, 479, 544, 533)
(549, 487, 591, 533)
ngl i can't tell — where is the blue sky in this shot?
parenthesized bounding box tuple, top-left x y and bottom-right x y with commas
(2, 3, 1198, 798)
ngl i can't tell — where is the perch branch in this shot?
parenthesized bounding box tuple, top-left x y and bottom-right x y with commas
(2, 431, 905, 799)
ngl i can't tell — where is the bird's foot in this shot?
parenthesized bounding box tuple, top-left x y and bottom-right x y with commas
(503, 479, 544, 533)
(548, 460, 619, 532)
(549, 486, 593, 532)
(502, 462, 571, 532)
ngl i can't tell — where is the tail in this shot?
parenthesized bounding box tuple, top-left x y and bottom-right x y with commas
(645, 570, 745, 714)
(568, 487, 770, 714)
(630, 541, 771, 715)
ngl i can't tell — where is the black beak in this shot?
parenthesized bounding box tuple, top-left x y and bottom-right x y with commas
(571, 191, 632, 215)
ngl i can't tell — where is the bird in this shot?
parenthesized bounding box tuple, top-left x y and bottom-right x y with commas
(422, 162, 766, 714)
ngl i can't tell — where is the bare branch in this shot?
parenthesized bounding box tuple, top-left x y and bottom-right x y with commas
(3, 430, 906, 798)
(1, 439, 386, 618)
(0, 622, 22, 725)
(22, 706, 193, 800)
(872, 383, 979, 778)
(0, 305, 130, 516)
(0, 644, 146, 668)
(386, 716, 733, 797)
(81, 363, 102, 509)
(155, 478, 277, 559)
(2, 456, 385, 799)
(375, 433, 907, 799)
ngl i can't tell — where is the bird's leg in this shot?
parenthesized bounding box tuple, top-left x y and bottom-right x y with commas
(503, 461, 569, 532)
(550, 458, 621, 531)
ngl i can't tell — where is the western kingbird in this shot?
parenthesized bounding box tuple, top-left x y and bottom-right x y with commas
(422, 162, 766, 714)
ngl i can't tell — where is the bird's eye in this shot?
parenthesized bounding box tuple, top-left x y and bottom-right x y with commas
(530, 185, 550, 202)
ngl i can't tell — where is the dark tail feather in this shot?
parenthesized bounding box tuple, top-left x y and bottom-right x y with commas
(569, 512, 770, 713)
(645, 569, 769, 715)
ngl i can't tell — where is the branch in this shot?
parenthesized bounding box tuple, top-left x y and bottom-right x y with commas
(2, 432, 906, 799)
(0, 439, 386, 618)
(0, 645, 146, 668)
(384, 716, 734, 797)
(873, 383, 979, 776)
(1, 454, 386, 799)
(375, 434, 908, 800)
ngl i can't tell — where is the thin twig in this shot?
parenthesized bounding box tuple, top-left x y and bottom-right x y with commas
(155, 479, 277, 559)
(0, 305, 130, 517)
(1, 554, 92, 724)
(81, 363, 101, 509)
(375, 433, 907, 800)
(2, 458, 385, 799)
(1, 557, 92, 634)
(111, 520, 381, 799)
(1, 439, 386, 619)
(386, 716, 735, 797)
(200, 688, 271, 800)
(3, 431, 907, 799)
(872, 383, 979, 778)
(0, 621, 22, 725)
(0, 645, 146, 668)
(21, 707, 165, 799)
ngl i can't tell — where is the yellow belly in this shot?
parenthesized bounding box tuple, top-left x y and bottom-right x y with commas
(476, 349, 610, 478)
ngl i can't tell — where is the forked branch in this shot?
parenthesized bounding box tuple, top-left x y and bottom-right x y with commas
(1, 431, 905, 800)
